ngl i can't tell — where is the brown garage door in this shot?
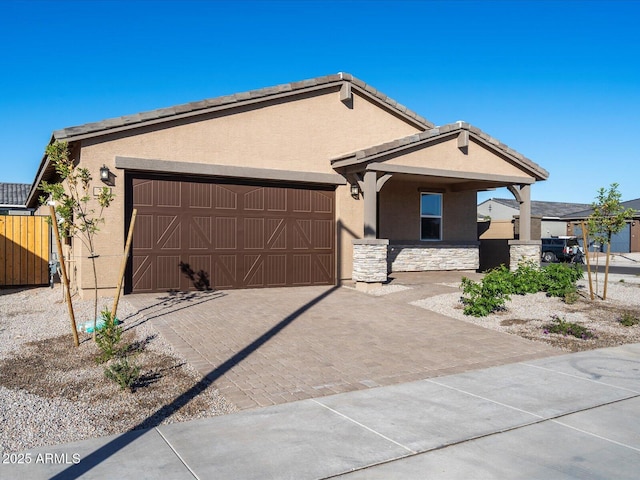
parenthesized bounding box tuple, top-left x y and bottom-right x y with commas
(130, 177, 335, 292)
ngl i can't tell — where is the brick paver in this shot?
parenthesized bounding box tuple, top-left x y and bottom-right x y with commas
(125, 272, 561, 410)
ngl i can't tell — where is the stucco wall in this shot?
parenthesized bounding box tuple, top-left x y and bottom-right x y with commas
(72, 88, 420, 293)
(384, 137, 532, 180)
(378, 178, 477, 242)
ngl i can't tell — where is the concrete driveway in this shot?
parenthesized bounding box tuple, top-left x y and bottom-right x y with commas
(125, 271, 560, 410)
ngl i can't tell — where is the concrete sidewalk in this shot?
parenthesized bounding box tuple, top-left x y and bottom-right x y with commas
(5, 343, 639, 479)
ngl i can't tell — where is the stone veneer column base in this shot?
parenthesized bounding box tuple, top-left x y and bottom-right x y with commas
(508, 240, 542, 271)
(352, 239, 389, 286)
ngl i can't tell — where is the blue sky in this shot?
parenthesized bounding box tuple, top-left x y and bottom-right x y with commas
(1, 0, 638, 204)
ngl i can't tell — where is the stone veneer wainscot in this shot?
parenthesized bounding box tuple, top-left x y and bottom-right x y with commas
(388, 243, 480, 272)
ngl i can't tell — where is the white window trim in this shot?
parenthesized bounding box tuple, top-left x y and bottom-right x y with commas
(420, 192, 442, 241)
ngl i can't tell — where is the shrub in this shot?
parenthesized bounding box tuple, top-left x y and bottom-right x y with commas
(95, 309, 122, 362)
(460, 262, 583, 317)
(460, 266, 512, 317)
(619, 312, 640, 327)
(563, 290, 580, 305)
(543, 315, 595, 339)
(512, 261, 544, 294)
(95, 308, 123, 364)
(104, 356, 140, 392)
(541, 263, 583, 297)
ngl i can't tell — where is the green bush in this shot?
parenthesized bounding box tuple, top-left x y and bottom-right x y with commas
(104, 356, 140, 392)
(460, 262, 583, 317)
(95, 308, 123, 364)
(460, 266, 512, 317)
(512, 261, 544, 294)
(543, 315, 595, 339)
(541, 263, 583, 297)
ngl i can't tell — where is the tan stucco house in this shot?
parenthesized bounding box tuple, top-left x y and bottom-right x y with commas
(26, 73, 548, 297)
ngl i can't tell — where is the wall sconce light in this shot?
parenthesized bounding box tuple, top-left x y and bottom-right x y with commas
(100, 165, 115, 186)
(350, 183, 359, 198)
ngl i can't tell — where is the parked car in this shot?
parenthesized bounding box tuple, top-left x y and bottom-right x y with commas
(541, 237, 584, 263)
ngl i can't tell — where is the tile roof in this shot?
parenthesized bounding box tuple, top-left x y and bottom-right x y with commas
(332, 122, 549, 180)
(0, 183, 30, 206)
(486, 198, 591, 217)
(52, 73, 434, 141)
(562, 197, 640, 219)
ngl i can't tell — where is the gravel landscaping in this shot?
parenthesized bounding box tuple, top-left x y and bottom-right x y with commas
(413, 274, 640, 352)
(0, 287, 235, 455)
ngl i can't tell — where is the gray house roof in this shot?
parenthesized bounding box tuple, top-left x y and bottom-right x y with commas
(0, 183, 30, 207)
(28, 73, 435, 207)
(562, 197, 640, 220)
(484, 198, 590, 218)
(52, 73, 434, 142)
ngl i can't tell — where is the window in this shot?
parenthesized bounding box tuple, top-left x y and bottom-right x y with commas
(420, 193, 442, 241)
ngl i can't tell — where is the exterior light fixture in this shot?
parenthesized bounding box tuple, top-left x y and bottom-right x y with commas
(100, 165, 115, 186)
(350, 183, 359, 198)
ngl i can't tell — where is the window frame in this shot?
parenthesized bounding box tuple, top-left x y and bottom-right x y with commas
(420, 192, 443, 241)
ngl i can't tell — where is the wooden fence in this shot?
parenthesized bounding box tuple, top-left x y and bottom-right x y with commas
(0, 216, 50, 286)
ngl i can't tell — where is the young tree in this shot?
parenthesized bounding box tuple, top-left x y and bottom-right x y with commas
(40, 141, 115, 339)
(587, 183, 634, 300)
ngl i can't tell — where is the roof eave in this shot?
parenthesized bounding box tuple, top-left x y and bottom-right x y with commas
(53, 73, 434, 143)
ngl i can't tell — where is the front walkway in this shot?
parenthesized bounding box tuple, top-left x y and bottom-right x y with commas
(125, 271, 560, 410)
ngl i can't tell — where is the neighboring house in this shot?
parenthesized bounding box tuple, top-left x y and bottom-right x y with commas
(0, 183, 33, 215)
(27, 73, 548, 297)
(563, 198, 640, 253)
(478, 198, 590, 239)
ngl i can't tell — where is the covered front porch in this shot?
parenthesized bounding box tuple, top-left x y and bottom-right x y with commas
(332, 122, 548, 288)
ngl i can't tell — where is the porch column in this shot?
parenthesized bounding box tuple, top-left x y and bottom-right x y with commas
(363, 170, 377, 238)
(519, 184, 532, 241)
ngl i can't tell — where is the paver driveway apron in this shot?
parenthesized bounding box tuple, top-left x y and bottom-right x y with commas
(125, 273, 560, 410)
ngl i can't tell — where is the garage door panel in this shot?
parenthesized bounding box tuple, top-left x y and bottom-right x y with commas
(215, 218, 237, 249)
(134, 214, 153, 249)
(189, 183, 212, 208)
(292, 255, 312, 285)
(156, 216, 181, 249)
(244, 188, 265, 211)
(156, 255, 182, 290)
(266, 219, 286, 249)
(293, 220, 312, 249)
(312, 191, 333, 213)
(314, 254, 333, 283)
(244, 255, 265, 287)
(266, 188, 287, 211)
(133, 180, 153, 206)
(213, 255, 237, 288)
(132, 255, 153, 292)
(292, 189, 311, 212)
(215, 185, 238, 209)
(244, 218, 265, 249)
(265, 255, 287, 286)
(156, 180, 181, 207)
(132, 177, 334, 292)
(190, 217, 212, 249)
(313, 220, 333, 249)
